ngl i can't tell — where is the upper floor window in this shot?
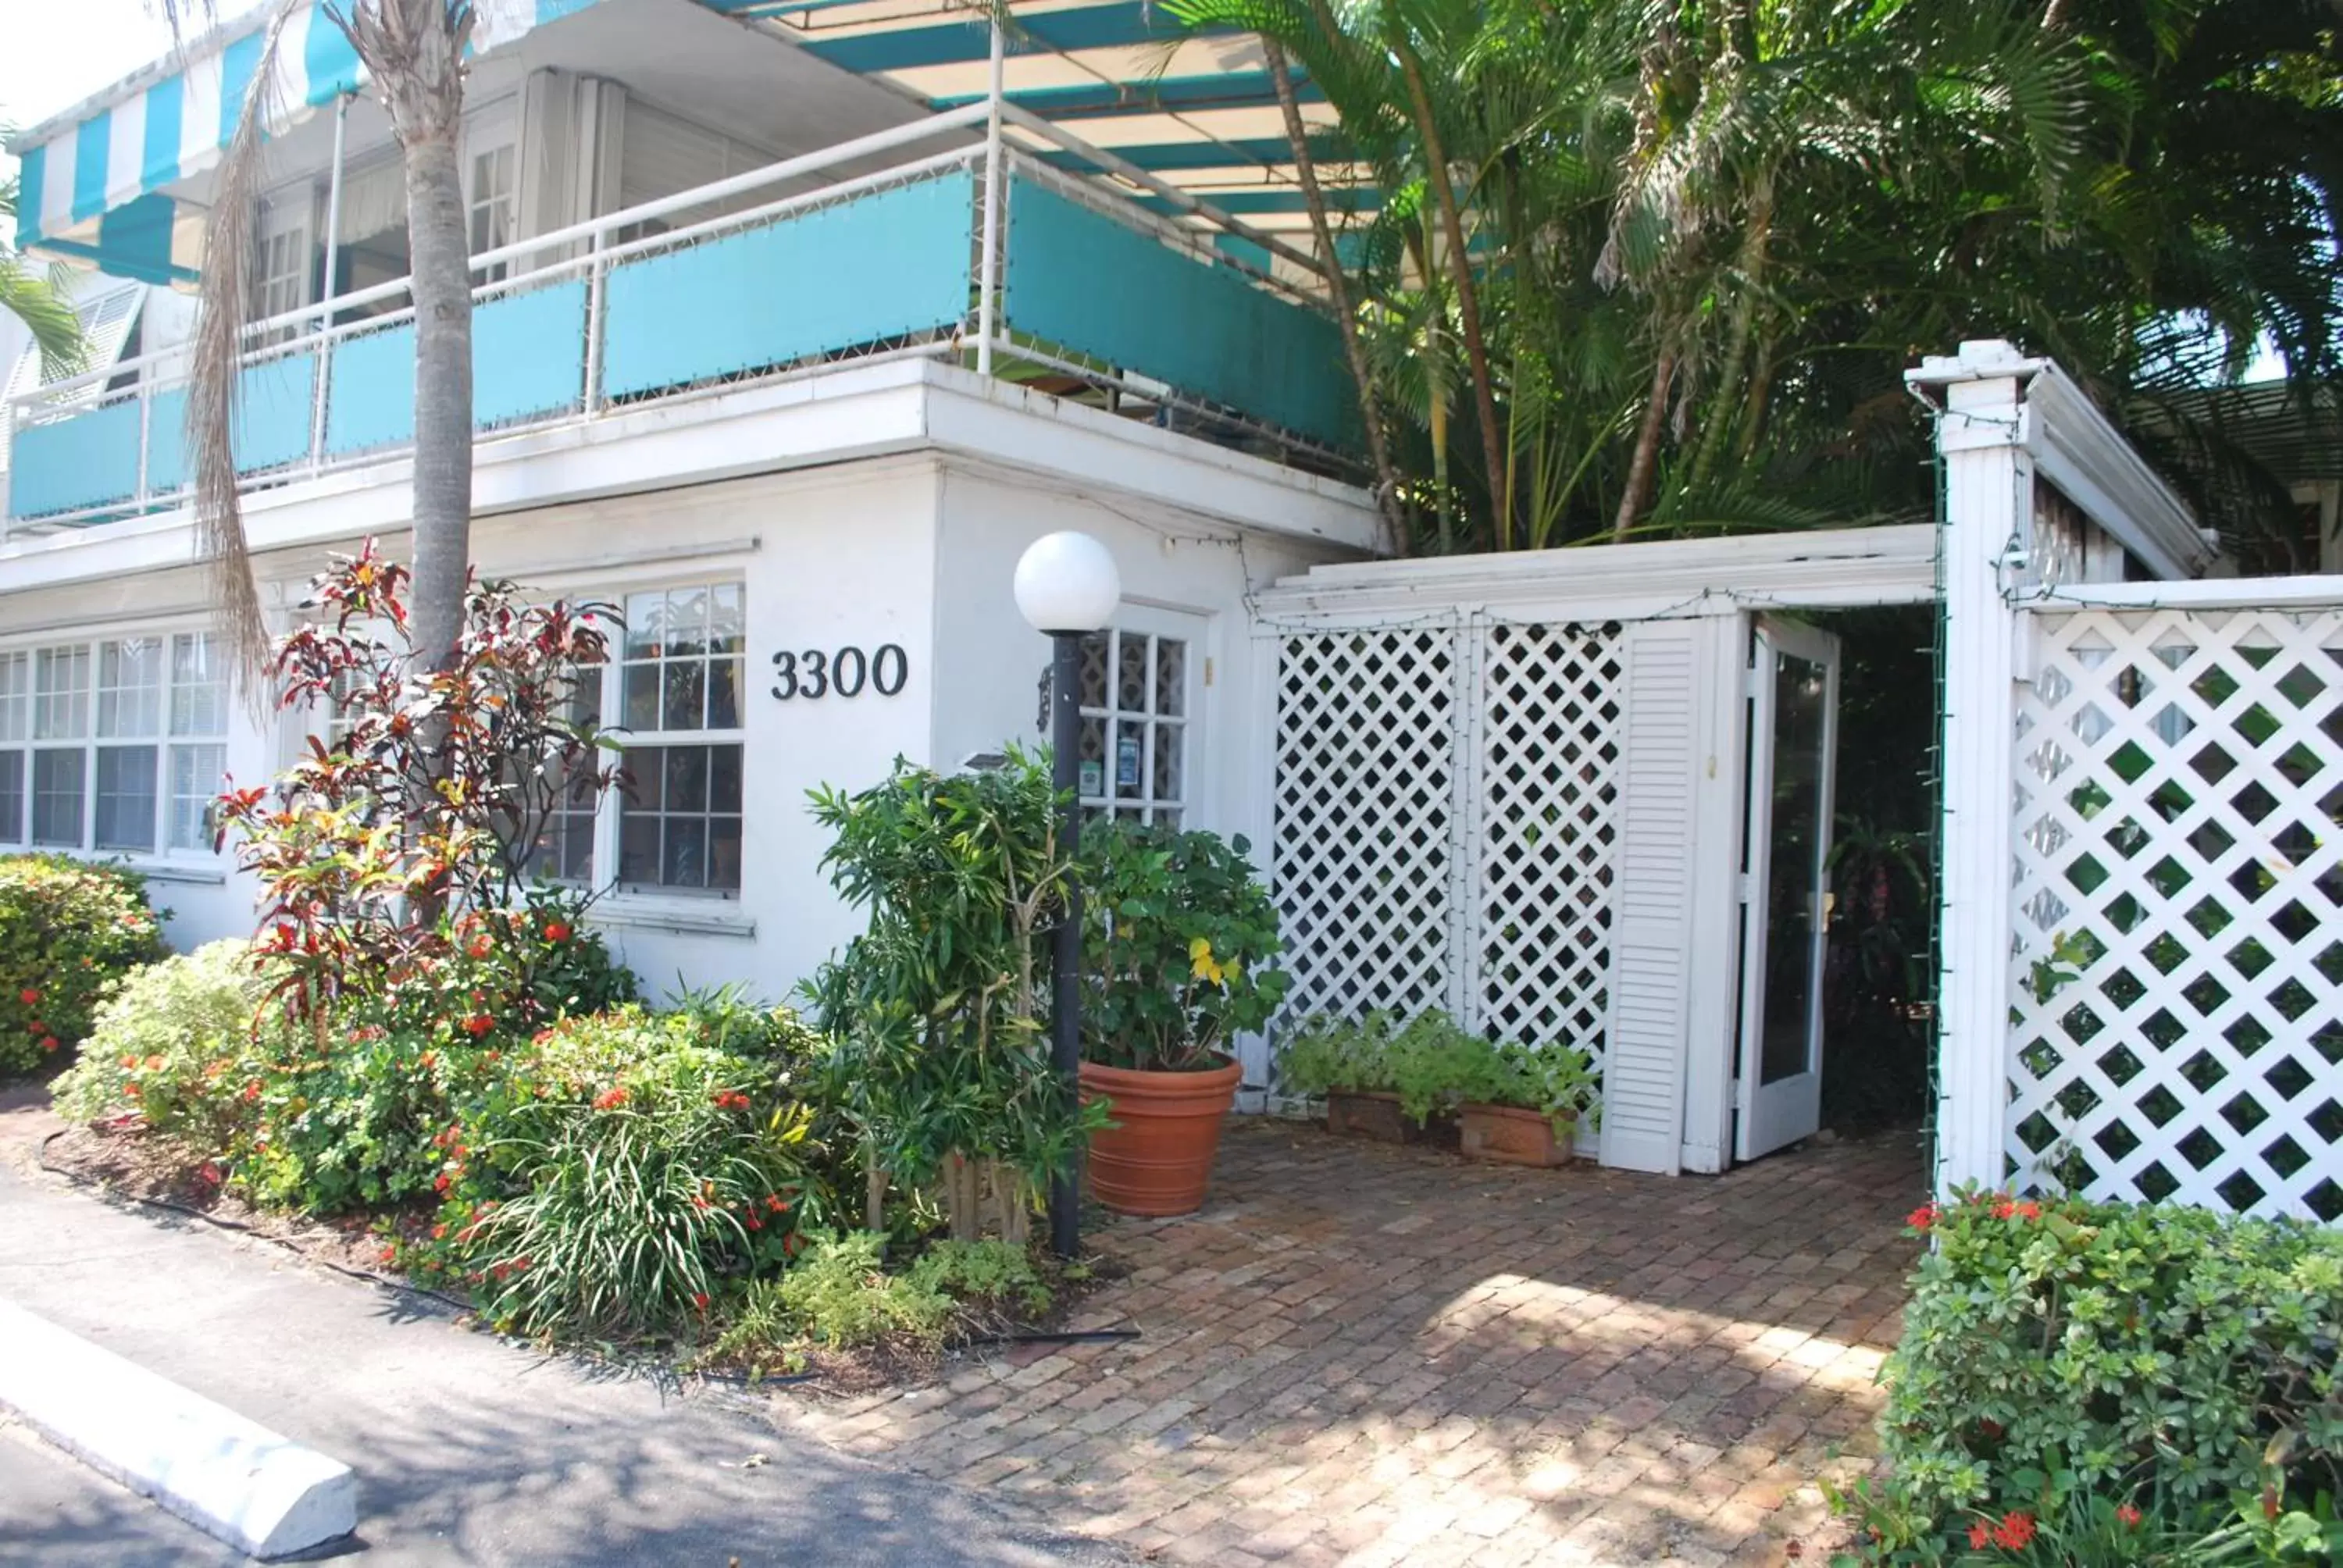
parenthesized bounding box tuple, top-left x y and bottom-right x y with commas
(3, 632, 227, 855)
(470, 142, 518, 280)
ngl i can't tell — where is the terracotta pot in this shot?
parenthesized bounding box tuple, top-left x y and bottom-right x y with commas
(1325, 1088, 1410, 1143)
(1459, 1103, 1577, 1168)
(1079, 1056, 1242, 1217)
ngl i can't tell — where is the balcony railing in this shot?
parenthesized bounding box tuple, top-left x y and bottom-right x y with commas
(4, 102, 1361, 533)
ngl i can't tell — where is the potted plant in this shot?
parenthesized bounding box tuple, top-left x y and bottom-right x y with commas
(1453, 1036, 1599, 1167)
(1276, 1010, 1478, 1144)
(1077, 821, 1289, 1216)
(1277, 1012, 1404, 1139)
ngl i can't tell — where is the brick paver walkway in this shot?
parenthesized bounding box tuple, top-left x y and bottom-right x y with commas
(789, 1121, 1925, 1567)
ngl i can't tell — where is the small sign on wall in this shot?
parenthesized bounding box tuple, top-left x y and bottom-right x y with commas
(1115, 735, 1142, 790)
(1079, 759, 1105, 796)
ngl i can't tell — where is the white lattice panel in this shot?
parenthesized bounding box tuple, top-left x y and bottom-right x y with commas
(1470, 623, 1624, 1067)
(1271, 628, 1464, 1032)
(2010, 605, 2343, 1221)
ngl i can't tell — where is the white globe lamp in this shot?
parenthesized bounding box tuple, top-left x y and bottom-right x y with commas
(1016, 530, 1118, 1260)
(1015, 531, 1121, 636)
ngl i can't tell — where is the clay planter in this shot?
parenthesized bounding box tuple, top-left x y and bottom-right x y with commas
(1458, 1103, 1578, 1168)
(1079, 1056, 1242, 1217)
(1324, 1090, 1457, 1148)
(1325, 1088, 1410, 1143)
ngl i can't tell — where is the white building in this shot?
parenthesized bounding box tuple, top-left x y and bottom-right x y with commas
(9, 2, 2338, 1215)
(3, 0, 1379, 1000)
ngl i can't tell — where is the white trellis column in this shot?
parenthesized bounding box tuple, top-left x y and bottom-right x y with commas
(1915, 341, 2037, 1196)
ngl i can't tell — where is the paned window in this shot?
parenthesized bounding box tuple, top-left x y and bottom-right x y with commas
(1076, 625, 1189, 826)
(616, 584, 744, 893)
(168, 633, 230, 851)
(2, 632, 229, 857)
(522, 650, 604, 886)
(469, 143, 518, 282)
(0, 654, 27, 841)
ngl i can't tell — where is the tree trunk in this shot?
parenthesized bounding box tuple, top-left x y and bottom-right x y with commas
(1687, 174, 1774, 494)
(1396, 41, 1511, 553)
(336, 0, 476, 675)
(404, 127, 473, 674)
(1264, 40, 1411, 556)
(1613, 345, 1676, 540)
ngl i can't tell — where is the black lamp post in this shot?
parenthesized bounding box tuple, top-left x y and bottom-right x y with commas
(1014, 531, 1122, 1259)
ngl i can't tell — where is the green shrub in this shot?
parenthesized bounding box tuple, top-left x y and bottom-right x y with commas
(1080, 820, 1289, 1072)
(0, 855, 169, 1077)
(1847, 1189, 2343, 1562)
(766, 1230, 955, 1349)
(715, 1233, 1053, 1360)
(52, 942, 271, 1151)
(419, 1005, 834, 1339)
(237, 1028, 496, 1213)
(807, 754, 1100, 1240)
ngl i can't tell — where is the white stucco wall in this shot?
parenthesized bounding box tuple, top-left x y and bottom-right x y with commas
(929, 465, 1348, 854)
(0, 433, 1369, 1018)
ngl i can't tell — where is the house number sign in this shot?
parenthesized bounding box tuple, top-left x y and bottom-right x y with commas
(770, 644, 909, 701)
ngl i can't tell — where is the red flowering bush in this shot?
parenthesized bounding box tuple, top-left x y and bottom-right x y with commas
(1834, 1188, 2343, 1562)
(214, 541, 626, 1053)
(405, 1002, 843, 1338)
(0, 855, 169, 1077)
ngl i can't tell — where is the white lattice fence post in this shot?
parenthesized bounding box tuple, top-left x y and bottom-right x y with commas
(1930, 362, 2029, 1196)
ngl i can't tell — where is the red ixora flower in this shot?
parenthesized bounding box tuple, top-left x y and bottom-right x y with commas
(462, 1014, 495, 1038)
(1992, 1511, 2038, 1550)
(1906, 1203, 1938, 1231)
(544, 921, 572, 943)
(692, 1292, 710, 1312)
(466, 937, 493, 960)
(592, 1086, 629, 1111)
(18, 988, 37, 1005)
(2117, 1504, 2142, 1527)
(1968, 1522, 1992, 1550)
(38, 1036, 58, 1053)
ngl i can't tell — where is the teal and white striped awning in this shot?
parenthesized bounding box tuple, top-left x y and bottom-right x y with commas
(8, 0, 609, 283)
(10, 0, 1359, 284)
(710, 0, 1358, 237)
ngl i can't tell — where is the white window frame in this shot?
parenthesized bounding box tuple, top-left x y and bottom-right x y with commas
(601, 579, 746, 898)
(253, 186, 317, 343)
(465, 97, 524, 282)
(0, 628, 230, 862)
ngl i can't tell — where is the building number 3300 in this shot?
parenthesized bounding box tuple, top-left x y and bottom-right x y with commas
(770, 644, 910, 701)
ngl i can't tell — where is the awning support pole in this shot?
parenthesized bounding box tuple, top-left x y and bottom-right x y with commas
(309, 92, 350, 472)
(975, 17, 1005, 377)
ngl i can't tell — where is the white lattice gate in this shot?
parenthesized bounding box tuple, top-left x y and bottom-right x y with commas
(2008, 598, 2343, 1221)
(1268, 617, 1625, 1081)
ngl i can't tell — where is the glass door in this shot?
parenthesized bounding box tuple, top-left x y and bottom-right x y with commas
(1734, 616, 1840, 1161)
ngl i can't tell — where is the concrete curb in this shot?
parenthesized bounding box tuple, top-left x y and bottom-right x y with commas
(0, 1295, 356, 1559)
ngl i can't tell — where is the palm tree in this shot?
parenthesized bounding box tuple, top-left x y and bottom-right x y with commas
(162, 0, 475, 676)
(0, 161, 86, 382)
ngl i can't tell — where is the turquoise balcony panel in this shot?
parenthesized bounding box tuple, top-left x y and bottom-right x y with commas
(600, 169, 975, 401)
(8, 399, 144, 519)
(1003, 179, 1357, 453)
(146, 353, 319, 495)
(326, 280, 590, 458)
